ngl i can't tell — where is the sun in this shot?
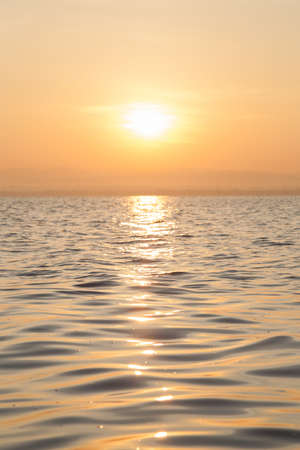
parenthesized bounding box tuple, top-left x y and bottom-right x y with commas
(123, 103, 174, 138)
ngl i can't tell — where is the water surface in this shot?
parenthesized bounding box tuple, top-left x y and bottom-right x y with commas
(0, 196, 300, 449)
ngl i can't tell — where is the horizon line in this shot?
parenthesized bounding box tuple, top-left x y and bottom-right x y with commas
(1, 188, 300, 197)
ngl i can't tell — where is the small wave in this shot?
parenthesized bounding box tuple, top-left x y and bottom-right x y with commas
(74, 280, 118, 288)
(4, 435, 81, 450)
(145, 426, 300, 448)
(249, 364, 300, 378)
(62, 374, 151, 394)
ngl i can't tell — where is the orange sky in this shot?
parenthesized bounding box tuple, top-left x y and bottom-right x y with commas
(1, 0, 300, 193)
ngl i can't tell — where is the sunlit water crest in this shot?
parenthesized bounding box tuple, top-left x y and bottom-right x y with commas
(0, 196, 300, 449)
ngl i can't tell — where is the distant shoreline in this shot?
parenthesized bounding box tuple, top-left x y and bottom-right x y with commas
(1, 189, 300, 197)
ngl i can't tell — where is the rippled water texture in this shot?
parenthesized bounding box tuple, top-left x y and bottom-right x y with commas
(0, 196, 300, 449)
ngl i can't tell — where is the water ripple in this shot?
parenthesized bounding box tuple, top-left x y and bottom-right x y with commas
(0, 196, 300, 449)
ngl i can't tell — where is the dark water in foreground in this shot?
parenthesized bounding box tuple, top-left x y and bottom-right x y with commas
(0, 196, 300, 450)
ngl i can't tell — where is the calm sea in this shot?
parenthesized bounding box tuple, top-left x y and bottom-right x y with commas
(0, 196, 300, 449)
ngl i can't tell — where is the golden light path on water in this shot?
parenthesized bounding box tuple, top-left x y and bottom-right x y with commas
(118, 196, 175, 447)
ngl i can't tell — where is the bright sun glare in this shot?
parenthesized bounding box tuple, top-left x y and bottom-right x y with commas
(123, 103, 174, 138)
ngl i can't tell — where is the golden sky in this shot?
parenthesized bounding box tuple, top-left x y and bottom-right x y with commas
(1, 0, 300, 193)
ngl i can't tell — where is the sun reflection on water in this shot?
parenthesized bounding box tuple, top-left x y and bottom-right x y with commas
(120, 196, 176, 406)
(126, 195, 174, 257)
(155, 395, 173, 402)
(154, 431, 168, 439)
(127, 315, 154, 323)
(142, 349, 156, 355)
(119, 196, 177, 438)
(130, 195, 167, 227)
(121, 195, 174, 322)
(122, 196, 174, 281)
